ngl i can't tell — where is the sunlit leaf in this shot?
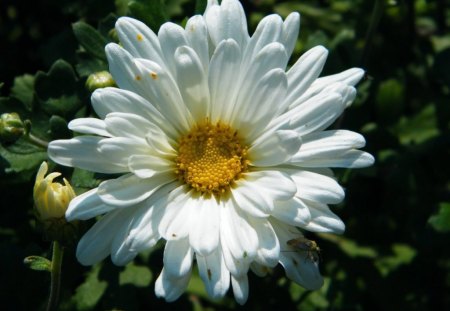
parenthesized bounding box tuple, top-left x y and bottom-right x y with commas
(428, 203, 450, 233)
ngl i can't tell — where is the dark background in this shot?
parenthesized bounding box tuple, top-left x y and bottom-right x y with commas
(1, 0, 449, 310)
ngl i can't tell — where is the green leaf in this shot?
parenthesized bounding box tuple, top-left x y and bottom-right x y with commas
(375, 244, 417, 277)
(72, 264, 107, 311)
(195, 0, 208, 14)
(70, 168, 102, 191)
(11, 74, 35, 111)
(376, 79, 405, 124)
(119, 262, 152, 287)
(75, 51, 108, 78)
(428, 202, 450, 232)
(23, 255, 51, 272)
(0, 138, 47, 178)
(49, 115, 71, 139)
(72, 21, 108, 61)
(128, 0, 168, 30)
(392, 104, 439, 145)
(34, 59, 83, 119)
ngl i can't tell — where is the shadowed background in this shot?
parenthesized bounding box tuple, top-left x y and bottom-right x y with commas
(0, 0, 449, 310)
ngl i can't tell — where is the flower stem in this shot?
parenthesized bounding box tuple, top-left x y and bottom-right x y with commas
(27, 132, 49, 149)
(360, 0, 384, 67)
(46, 241, 64, 311)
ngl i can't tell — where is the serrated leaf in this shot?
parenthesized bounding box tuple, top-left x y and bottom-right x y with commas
(119, 262, 152, 287)
(34, 60, 83, 118)
(11, 74, 35, 111)
(72, 21, 108, 60)
(75, 51, 108, 78)
(70, 168, 102, 191)
(72, 264, 107, 311)
(428, 202, 450, 232)
(128, 0, 168, 30)
(0, 139, 47, 176)
(23, 256, 51, 271)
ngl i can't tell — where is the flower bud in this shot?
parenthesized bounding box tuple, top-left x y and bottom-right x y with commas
(0, 112, 25, 143)
(86, 71, 116, 92)
(33, 162, 75, 221)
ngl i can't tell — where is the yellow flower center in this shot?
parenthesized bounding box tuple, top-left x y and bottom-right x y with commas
(175, 121, 248, 195)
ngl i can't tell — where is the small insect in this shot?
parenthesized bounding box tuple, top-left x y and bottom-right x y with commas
(286, 237, 322, 263)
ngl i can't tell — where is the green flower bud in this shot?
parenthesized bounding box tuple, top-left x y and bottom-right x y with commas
(86, 71, 116, 92)
(0, 112, 25, 143)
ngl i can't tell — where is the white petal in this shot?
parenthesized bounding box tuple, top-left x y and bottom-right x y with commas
(250, 218, 280, 267)
(249, 130, 301, 167)
(250, 262, 269, 277)
(155, 268, 191, 302)
(104, 112, 154, 141)
(174, 46, 210, 121)
(115, 17, 165, 66)
(284, 46, 328, 111)
(290, 130, 374, 168)
(158, 22, 189, 76)
(272, 220, 324, 290)
(66, 188, 117, 221)
(189, 196, 220, 256)
(68, 118, 110, 137)
(232, 170, 296, 217)
(98, 137, 151, 165)
(163, 238, 194, 278)
(205, 0, 249, 49)
(220, 201, 257, 276)
(134, 58, 194, 133)
(301, 199, 345, 234)
(272, 197, 311, 228)
(209, 39, 242, 123)
(292, 150, 375, 168)
(106, 43, 142, 93)
(158, 187, 195, 240)
(185, 15, 209, 72)
(279, 252, 324, 290)
(287, 169, 345, 204)
(97, 173, 174, 207)
(91, 88, 176, 139)
(282, 91, 345, 136)
(231, 274, 249, 305)
(231, 68, 287, 141)
(124, 182, 179, 252)
(243, 14, 283, 66)
(196, 249, 230, 299)
(48, 137, 127, 174)
(76, 208, 133, 265)
(281, 12, 300, 59)
(128, 154, 173, 178)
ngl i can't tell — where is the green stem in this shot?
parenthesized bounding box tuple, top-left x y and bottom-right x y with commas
(27, 132, 49, 149)
(46, 241, 64, 311)
(360, 0, 385, 67)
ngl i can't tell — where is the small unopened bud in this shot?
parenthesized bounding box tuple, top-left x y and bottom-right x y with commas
(86, 71, 116, 92)
(33, 162, 79, 243)
(34, 162, 75, 221)
(0, 112, 24, 143)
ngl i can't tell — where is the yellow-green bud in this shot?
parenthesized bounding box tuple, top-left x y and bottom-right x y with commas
(86, 71, 116, 92)
(33, 162, 75, 221)
(0, 112, 25, 143)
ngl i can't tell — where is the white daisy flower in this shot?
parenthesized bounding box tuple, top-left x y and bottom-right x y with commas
(48, 0, 374, 304)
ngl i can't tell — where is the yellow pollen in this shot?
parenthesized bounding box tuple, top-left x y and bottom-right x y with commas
(136, 33, 143, 41)
(175, 121, 248, 195)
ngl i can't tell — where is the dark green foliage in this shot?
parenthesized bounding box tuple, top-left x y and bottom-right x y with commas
(0, 0, 449, 310)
